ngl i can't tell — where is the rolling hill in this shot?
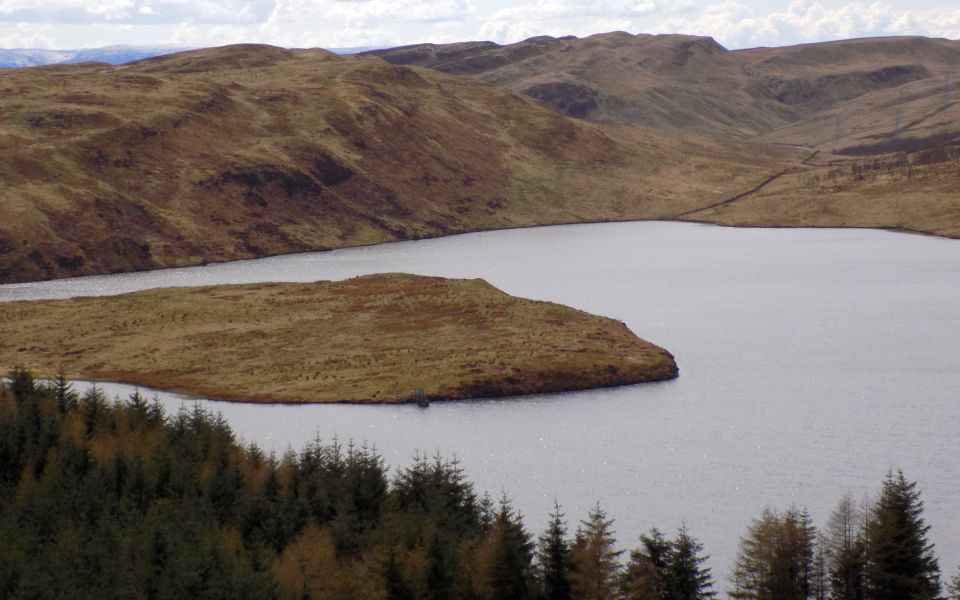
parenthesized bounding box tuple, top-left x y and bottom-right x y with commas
(368, 33, 960, 149)
(0, 43, 787, 284)
(367, 33, 960, 238)
(0, 45, 384, 69)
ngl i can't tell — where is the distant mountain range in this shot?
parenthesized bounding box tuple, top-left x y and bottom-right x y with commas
(0, 45, 380, 68)
(0, 46, 190, 68)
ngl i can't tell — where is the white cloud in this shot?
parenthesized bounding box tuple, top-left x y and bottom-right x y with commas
(0, 0, 476, 47)
(265, 0, 472, 28)
(0, 0, 957, 51)
(490, 0, 661, 20)
(478, 5, 618, 44)
(654, 0, 958, 48)
(0, 0, 275, 25)
(0, 22, 57, 47)
(163, 0, 475, 48)
(477, 0, 702, 44)
(922, 7, 960, 40)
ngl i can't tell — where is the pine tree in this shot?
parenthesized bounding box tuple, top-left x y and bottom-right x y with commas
(79, 385, 109, 437)
(9, 366, 35, 403)
(812, 542, 828, 600)
(794, 508, 818, 600)
(384, 549, 415, 600)
(621, 528, 671, 600)
(52, 371, 78, 413)
(667, 524, 716, 600)
(538, 500, 572, 600)
(824, 494, 865, 600)
(488, 496, 535, 600)
(865, 470, 940, 600)
(478, 492, 496, 530)
(204, 449, 243, 526)
(569, 503, 623, 600)
(394, 452, 480, 538)
(427, 533, 458, 600)
(730, 507, 815, 600)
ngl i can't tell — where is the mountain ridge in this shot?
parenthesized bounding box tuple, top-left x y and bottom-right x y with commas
(0, 45, 190, 68)
(2, 38, 958, 285)
(0, 43, 784, 284)
(367, 32, 960, 148)
(0, 44, 384, 68)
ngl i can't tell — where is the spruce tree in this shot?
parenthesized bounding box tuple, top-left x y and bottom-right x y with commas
(812, 541, 827, 600)
(9, 366, 35, 402)
(478, 492, 496, 530)
(79, 385, 109, 437)
(667, 524, 716, 600)
(730, 507, 816, 600)
(384, 549, 415, 600)
(824, 494, 865, 600)
(488, 496, 535, 600)
(621, 528, 671, 599)
(569, 503, 623, 600)
(427, 533, 458, 600)
(794, 508, 818, 600)
(52, 371, 78, 413)
(538, 501, 572, 600)
(865, 470, 940, 600)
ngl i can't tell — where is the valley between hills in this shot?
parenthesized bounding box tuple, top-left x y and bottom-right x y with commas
(371, 33, 960, 238)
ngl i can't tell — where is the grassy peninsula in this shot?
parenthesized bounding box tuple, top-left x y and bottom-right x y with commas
(0, 273, 677, 403)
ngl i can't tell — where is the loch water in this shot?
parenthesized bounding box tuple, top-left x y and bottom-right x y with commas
(2, 221, 958, 583)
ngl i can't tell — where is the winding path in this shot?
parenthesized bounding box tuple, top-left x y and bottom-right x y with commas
(675, 150, 820, 218)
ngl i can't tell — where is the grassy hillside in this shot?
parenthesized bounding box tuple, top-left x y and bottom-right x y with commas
(744, 37, 960, 151)
(0, 273, 678, 403)
(368, 32, 794, 137)
(370, 34, 960, 146)
(683, 141, 960, 237)
(0, 43, 785, 284)
(371, 33, 960, 237)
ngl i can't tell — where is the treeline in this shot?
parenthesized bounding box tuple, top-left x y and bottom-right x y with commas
(836, 132, 960, 157)
(0, 368, 957, 600)
(811, 137, 960, 187)
(729, 475, 953, 600)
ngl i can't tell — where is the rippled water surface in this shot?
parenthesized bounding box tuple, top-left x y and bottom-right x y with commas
(3, 221, 958, 583)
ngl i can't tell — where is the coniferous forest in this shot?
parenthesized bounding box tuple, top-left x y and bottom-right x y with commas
(0, 368, 956, 600)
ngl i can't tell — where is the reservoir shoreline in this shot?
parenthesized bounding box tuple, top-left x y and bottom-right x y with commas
(2, 220, 957, 580)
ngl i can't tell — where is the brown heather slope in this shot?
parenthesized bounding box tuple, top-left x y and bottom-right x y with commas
(0, 43, 788, 284)
(368, 32, 794, 137)
(0, 273, 678, 403)
(682, 141, 960, 236)
(369, 34, 960, 146)
(742, 37, 960, 151)
(370, 33, 960, 236)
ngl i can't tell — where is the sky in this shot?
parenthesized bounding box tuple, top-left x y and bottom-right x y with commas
(0, 0, 958, 51)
